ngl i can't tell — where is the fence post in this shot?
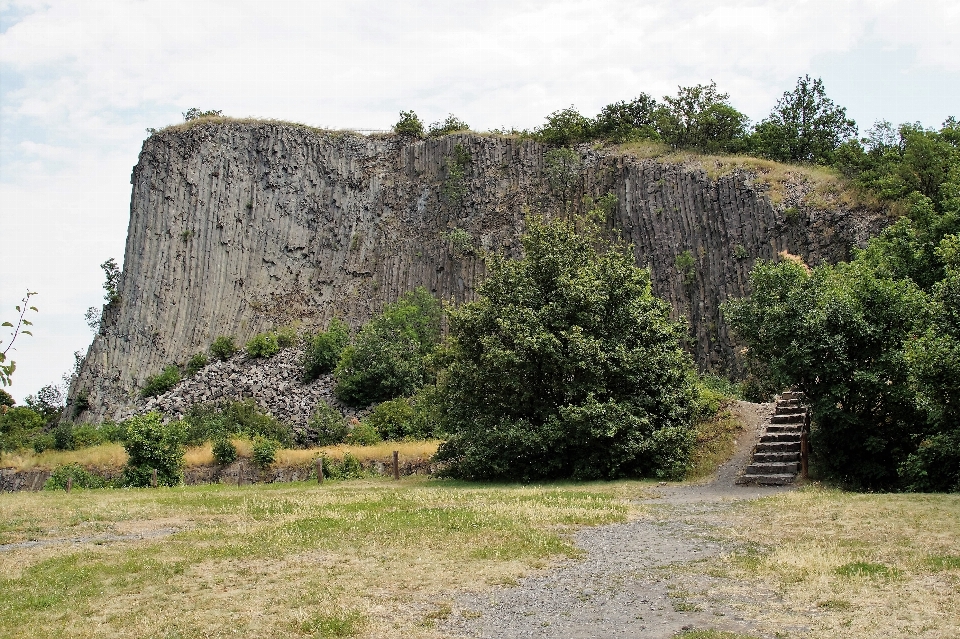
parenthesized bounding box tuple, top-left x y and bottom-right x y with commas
(238, 461, 243, 487)
(151, 468, 158, 488)
(316, 458, 324, 484)
(66, 476, 72, 494)
(393, 451, 400, 480)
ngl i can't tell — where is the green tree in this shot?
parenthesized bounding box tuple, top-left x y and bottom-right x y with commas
(435, 217, 697, 481)
(100, 258, 121, 304)
(121, 412, 185, 487)
(752, 75, 857, 164)
(334, 287, 443, 406)
(659, 81, 749, 153)
(0, 406, 43, 451)
(394, 110, 424, 137)
(302, 319, 350, 382)
(593, 94, 662, 143)
(536, 106, 594, 146)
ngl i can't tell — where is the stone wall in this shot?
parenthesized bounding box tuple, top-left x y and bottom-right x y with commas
(68, 121, 887, 422)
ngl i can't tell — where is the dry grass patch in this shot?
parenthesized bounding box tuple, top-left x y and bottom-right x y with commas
(0, 477, 643, 639)
(679, 487, 960, 638)
(0, 444, 127, 472)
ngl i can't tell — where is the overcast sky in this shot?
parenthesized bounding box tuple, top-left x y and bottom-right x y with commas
(1, 0, 958, 403)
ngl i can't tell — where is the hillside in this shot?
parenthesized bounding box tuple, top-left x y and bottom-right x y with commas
(68, 119, 888, 422)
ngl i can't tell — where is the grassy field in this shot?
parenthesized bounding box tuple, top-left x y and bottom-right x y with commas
(669, 486, 960, 639)
(0, 477, 637, 639)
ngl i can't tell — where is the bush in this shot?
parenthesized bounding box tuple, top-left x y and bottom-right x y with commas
(32, 433, 54, 453)
(251, 436, 280, 469)
(246, 332, 280, 358)
(182, 400, 292, 447)
(309, 402, 349, 446)
(43, 463, 107, 490)
(321, 452, 365, 480)
(346, 420, 381, 446)
(141, 365, 181, 398)
(393, 110, 424, 137)
(428, 114, 470, 137)
(334, 287, 442, 407)
(185, 352, 208, 376)
(0, 406, 43, 452)
(121, 412, 185, 487)
(434, 216, 697, 481)
(302, 319, 350, 382)
(51, 423, 75, 450)
(275, 325, 297, 348)
(212, 436, 238, 465)
(210, 336, 237, 361)
(365, 398, 415, 441)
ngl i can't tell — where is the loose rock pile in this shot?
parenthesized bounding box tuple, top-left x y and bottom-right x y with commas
(118, 345, 366, 442)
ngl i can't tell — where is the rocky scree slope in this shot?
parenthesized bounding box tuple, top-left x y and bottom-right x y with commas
(69, 120, 887, 422)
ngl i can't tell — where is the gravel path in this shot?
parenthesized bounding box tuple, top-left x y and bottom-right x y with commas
(442, 401, 792, 639)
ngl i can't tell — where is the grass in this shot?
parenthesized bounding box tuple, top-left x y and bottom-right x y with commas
(686, 403, 744, 481)
(2, 441, 440, 473)
(615, 140, 881, 211)
(670, 486, 960, 638)
(0, 477, 639, 639)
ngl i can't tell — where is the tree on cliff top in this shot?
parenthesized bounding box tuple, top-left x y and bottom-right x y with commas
(434, 216, 697, 481)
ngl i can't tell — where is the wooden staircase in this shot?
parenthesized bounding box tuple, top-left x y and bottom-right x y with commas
(737, 391, 809, 486)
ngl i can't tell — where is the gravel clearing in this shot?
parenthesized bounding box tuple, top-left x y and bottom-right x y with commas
(442, 401, 794, 639)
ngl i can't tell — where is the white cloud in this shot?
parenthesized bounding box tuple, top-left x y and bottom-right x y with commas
(1, 0, 958, 401)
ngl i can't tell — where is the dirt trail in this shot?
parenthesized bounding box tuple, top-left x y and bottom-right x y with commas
(442, 400, 794, 639)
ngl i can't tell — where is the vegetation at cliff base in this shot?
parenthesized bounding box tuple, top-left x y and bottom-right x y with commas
(435, 216, 698, 481)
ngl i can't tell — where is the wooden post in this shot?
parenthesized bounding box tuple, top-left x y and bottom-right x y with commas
(238, 462, 243, 487)
(151, 468, 158, 488)
(393, 450, 400, 480)
(316, 458, 324, 484)
(66, 476, 73, 494)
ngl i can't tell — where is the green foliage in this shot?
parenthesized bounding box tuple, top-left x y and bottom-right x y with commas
(24, 384, 64, 424)
(245, 331, 280, 358)
(43, 464, 107, 490)
(0, 406, 43, 451)
(1, 290, 38, 387)
(428, 114, 469, 137)
(185, 352, 208, 376)
(302, 319, 351, 382)
(211, 436, 238, 465)
(543, 147, 582, 207)
(100, 258, 121, 304)
(275, 325, 297, 348)
(0, 389, 13, 407)
(120, 412, 185, 487)
(345, 419, 381, 446)
(752, 75, 857, 164)
(659, 81, 750, 153)
(71, 389, 90, 419)
(674, 250, 696, 285)
(140, 365, 181, 398)
(447, 228, 476, 258)
(250, 435, 280, 469)
(320, 452, 365, 480)
(183, 108, 222, 121)
(365, 398, 415, 441)
(593, 94, 662, 143)
(209, 335, 237, 361)
(441, 143, 471, 205)
(334, 287, 443, 407)
(435, 217, 697, 481)
(536, 106, 593, 146)
(308, 401, 349, 446)
(393, 110, 424, 137)
(182, 399, 292, 448)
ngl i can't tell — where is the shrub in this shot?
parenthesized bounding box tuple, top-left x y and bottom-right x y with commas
(31, 432, 54, 453)
(323, 452, 364, 480)
(212, 436, 238, 465)
(346, 419, 381, 446)
(51, 423, 75, 450)
(246, 332, 280, 358)
(434, 216, 697, 481)
(141, 365, 181, 398)
(186, 352, 208, 376)
(275, 325, 297, 348)
(209, 336, 237, 361)
(334, 287, 442, 407)
(251, 436, 280, 469)
(428, 114, 470, 137)
(0, 406, 43, 452)
(393, 110, 424, 137)
(43, 463, 107, 490)
(182, 399, 292, 447)
(365, 398, 415, 441)
(302, 319, 350, 382)
(309, 402, 349, 446)
(121, 412, 185, 487)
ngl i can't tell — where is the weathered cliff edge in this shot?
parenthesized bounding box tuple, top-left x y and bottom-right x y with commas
(69, 120, 887, 422)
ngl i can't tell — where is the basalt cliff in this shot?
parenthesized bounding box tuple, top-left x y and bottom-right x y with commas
(69, 120, 888, 422)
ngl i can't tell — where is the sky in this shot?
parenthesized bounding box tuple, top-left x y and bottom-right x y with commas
(1, 0, 958, 403)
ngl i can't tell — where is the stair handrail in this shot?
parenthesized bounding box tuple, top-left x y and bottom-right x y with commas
(800, 405, 810, 480)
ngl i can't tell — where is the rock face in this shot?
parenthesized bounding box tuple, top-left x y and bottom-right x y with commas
(69, 120, 887, 422)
